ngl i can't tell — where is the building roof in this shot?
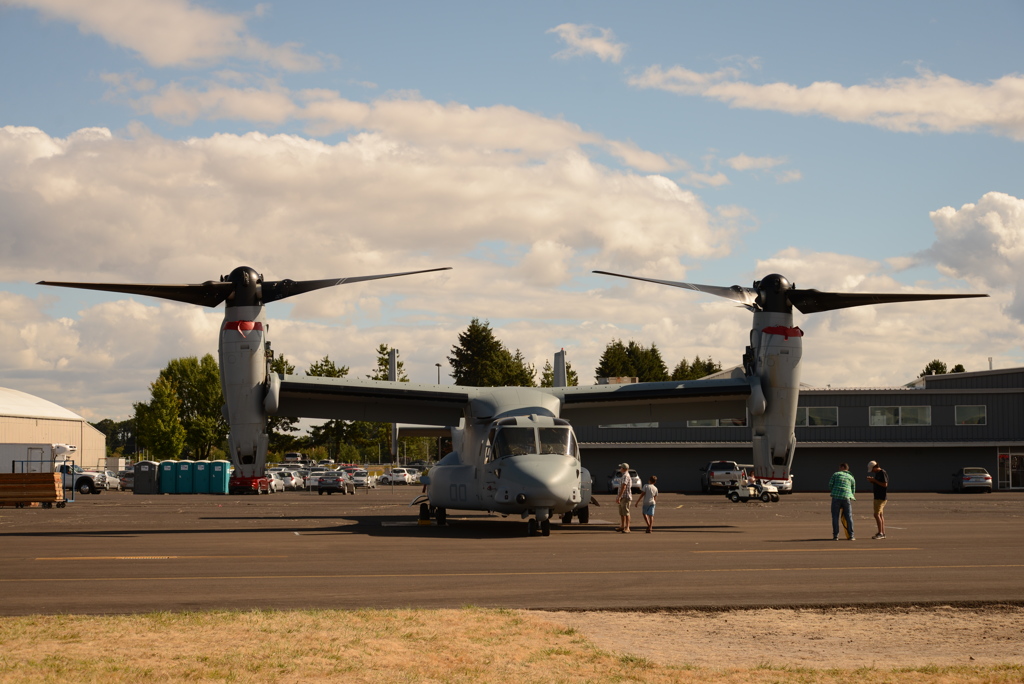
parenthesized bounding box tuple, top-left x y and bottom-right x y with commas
(0, 387, 86, 421)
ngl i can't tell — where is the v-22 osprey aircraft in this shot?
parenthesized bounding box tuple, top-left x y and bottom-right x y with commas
(40, 266, 986, 535)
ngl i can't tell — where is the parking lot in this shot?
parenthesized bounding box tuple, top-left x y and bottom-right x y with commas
(1, 488, 1022, 616)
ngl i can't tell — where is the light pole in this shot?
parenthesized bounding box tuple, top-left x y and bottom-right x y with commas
(435, 362, 442, 384)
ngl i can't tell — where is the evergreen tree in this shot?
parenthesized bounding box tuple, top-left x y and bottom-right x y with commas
(135, 377, 186, 460)
(919, 359, 966, 377)
(368, 343, 409, 382)
(672, 355, 723, 381)
(540, 359, 579, 387)
(448, 319, 534, 387)
(594, 339, 670, 382)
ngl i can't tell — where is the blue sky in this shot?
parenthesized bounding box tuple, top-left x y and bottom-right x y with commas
(1, 0, 1022, 420)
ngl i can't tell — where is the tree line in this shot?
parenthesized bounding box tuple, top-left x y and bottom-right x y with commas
(90, 319, 729, 462)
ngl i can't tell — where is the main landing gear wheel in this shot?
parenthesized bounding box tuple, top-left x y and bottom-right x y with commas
(578, 506, 589, 524)
(541, 519, 551, 536)
(419, 503, 430, 521)
(436, 507, 447, 526)
(527, 518, 538, 536)
(561, 511, 573, 525)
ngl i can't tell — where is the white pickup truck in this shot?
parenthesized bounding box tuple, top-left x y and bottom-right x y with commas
(699, 460, 745, 494)
(0, 443, 104, 496)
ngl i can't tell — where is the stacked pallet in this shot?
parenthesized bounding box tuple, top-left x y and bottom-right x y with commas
(0, 473, 64, 505)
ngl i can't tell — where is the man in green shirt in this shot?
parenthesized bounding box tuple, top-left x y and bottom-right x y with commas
(828, 463, 857, 541)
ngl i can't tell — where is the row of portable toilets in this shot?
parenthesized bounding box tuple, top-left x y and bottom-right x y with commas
(133, 460, 233, 495)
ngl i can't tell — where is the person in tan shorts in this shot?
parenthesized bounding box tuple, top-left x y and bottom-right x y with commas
(615, 463, 632, 533)
(867, 460, 889, 539)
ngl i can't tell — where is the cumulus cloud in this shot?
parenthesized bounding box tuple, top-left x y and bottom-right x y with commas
(548, 23, 626, 64)
(107, 80, 677, 172)
(9, 0, 322, 71)
(630, 63, 1024, 140)
(924, 192, 1024, 318)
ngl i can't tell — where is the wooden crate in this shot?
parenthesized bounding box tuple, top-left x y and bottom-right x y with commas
(0, 473, 64, 504)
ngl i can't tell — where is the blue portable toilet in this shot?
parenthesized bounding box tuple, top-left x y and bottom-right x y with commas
(175, 460, 195, 494)
(208, 460, 231, 494)
(134, 461, 159, 495)
(158, 461, 177, 494)
(193, 460, 211, 494)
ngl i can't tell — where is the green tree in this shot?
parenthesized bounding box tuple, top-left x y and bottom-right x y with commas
(368, 343, 408, 381)
(672, 355, 723, 381)
(90, 418, 135, 457)
(305, 355, 350, 459)
(267, 351, 300, 453)
(448, 319, 535, 387)
(540, 359, 579, 387)
(156, 355, 227, 460)
(951, 364, 966, 373)
(594, 339, 669, 382)
(919, 359, 947, 376)
(135, 377, 186, 460)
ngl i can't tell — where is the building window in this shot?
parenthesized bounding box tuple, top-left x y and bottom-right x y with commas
(686, 417, 748, 427)
(955, 405, 987, 425)
(869, 406, 931, 426)
(796, 406, 838, 426)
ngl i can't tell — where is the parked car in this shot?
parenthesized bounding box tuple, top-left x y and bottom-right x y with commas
(101, 470, 122, 491)
(305, 469, 329, 490)
(277, 471, 302, 490)
(117, 469, 134, 491)
(317, 472, 354, 495)
(352, 470, 377, 488)
(607, 469, 641, 494)
(952, 467, 993, 493)
(267, 472, 286, 493)
(379, 468, 415, 485)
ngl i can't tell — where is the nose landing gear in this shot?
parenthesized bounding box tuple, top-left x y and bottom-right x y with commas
(527, 509, 551, 536)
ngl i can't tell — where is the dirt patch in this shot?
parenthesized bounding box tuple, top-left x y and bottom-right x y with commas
(540, 605, 1024, 669)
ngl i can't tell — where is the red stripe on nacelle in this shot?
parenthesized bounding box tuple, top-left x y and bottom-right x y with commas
(762, 325, 804, 340)
(224, 321, 263, 337)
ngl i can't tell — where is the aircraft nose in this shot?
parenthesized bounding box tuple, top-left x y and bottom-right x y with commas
(500, 455, 580, 507)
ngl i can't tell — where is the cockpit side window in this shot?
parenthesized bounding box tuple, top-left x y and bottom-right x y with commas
(492, 427, 536, 458)
(538, 427, 578, 457)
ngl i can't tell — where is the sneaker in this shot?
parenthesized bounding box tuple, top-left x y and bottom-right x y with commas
(849, 537, 855, 541)
(872, 533, 886, 539)
(832, 536, 839, 541)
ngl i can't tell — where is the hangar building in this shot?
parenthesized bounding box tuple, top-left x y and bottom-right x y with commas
(0, 387, 106, 469)
(578, 367, 1024, 494)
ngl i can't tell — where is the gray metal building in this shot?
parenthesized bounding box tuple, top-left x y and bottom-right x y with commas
(577, 367, 1024, 493)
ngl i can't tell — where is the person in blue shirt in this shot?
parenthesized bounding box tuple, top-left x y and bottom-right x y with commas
(828, 463, 857, 541)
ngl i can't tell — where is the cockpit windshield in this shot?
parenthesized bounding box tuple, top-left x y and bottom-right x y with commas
(538, 427, 577, 456)
(492, 427, 535, 458)
(491, 426, 579, 459)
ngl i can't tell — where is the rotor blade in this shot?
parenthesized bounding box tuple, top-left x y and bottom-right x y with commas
(789, 289, 989, 314)
(262, 267, 452, 303)
(593, 270, 759, 307)
(37, 280, 234, 307)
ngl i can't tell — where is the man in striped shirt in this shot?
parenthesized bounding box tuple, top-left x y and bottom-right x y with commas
(828, 463, 857, 541)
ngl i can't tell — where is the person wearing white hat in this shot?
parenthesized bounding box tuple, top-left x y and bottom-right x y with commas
(866, 460, 889, 539)
(615, 463, 633, 533)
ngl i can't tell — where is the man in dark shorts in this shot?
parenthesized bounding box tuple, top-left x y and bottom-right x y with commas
(867, 460, 888, 539)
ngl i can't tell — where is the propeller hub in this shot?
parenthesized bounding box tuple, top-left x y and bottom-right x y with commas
(226, 266, 263, 307)
(754, 273, 793, 313)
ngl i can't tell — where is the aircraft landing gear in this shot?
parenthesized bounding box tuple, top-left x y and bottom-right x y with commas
(527, 518, 538, 536)
(541, 518, 550, 536)
(435, 507, 447, 526)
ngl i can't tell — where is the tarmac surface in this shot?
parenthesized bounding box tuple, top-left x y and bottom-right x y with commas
(1, 487, 1021, 615)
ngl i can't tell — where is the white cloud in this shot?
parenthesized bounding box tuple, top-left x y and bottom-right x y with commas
(547, 23, 626, 64)
(109, 80, 678, 172)
(725, 154, 785, 171)
(630, 64, 1024, 140)
(10, 0, 322, 70)
(925, 192, 1024, 319)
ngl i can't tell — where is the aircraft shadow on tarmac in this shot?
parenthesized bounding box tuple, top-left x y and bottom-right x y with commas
(0, 517, 741, 541)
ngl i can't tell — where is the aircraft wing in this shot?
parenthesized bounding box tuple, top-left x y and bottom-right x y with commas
(551, 377, 752, 425)
(266, 375, 470, 426)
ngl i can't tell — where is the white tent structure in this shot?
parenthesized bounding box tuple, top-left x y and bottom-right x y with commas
(0, 387, 106, 468)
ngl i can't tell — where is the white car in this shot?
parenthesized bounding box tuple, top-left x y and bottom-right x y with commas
(379, 468, 415, 485)
(278, 471, 303, 490)
(352, 470, 377, 488)
(608, 469, 641, 494)
(267, 472, 286, 493)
